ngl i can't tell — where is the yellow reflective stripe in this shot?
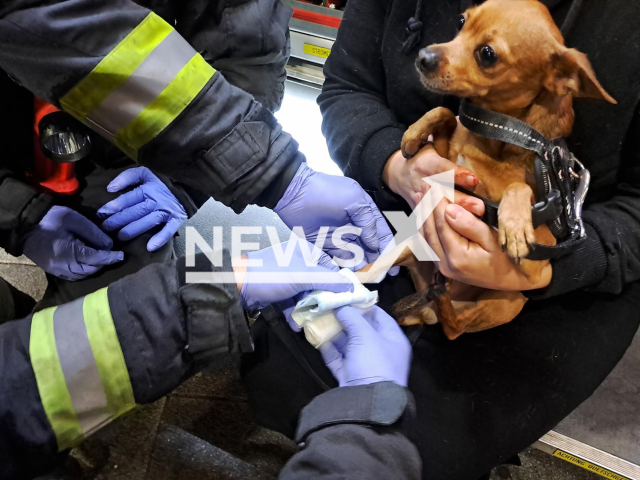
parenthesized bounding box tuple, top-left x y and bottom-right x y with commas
(30, 307, 83, 451)
(114, 54, 215, 153)
(83, 288, 135, 417)
(60, 12, 172, 121)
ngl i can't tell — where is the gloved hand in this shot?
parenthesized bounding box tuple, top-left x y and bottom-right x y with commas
(274, 164, 399, 277)
(22, 206, 124, 281)
(320, 306, 412, 387)
(236, 239, 354, 311)
(97, 167, 187, 252)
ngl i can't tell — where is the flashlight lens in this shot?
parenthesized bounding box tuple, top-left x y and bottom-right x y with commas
(43, 130, 88, 155)
(39, 112, 92, 163)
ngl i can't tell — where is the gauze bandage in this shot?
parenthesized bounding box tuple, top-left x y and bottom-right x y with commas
(291, 269, 378, 347)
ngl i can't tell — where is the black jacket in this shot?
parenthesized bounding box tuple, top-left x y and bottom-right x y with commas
(0, 0, 301, 256)
(318, 0, 640, 298)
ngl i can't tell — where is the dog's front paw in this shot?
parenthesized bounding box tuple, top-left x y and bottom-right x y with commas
(401, 127, 427, 159)
(498, 213, 536, 262)
(498, 185, 536, 263)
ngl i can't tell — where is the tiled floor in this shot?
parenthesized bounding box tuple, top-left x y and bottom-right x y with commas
(0, 249, 47, 300)
(64, 360, 298, 480)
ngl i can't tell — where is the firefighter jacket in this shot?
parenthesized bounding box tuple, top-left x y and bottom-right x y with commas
(0, 252, 252, 479)
(0, 0, 300, 255)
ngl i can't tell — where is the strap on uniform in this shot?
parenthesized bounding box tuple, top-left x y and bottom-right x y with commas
(30, 288, 135, 451)
(295, 382, 409, 444)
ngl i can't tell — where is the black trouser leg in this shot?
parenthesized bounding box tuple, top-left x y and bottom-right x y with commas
(0, 277, 35, 323)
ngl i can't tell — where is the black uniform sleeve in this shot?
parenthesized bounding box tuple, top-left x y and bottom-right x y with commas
(0, 169, 53, 256)
(0, 0, 299, 214)
(279, 382, 421, 480)
(528, 103, 640, 298)
(0, 251, 251, 479)
(0, 71, 53, 255)
(317, 0, 405, 194)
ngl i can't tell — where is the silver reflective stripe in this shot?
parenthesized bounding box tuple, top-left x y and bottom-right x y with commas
(86, 29, 197, 137)
(53, 297, 110, 436)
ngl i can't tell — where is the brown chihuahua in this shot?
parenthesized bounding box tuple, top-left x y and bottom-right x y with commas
(359, 0, 615, 339)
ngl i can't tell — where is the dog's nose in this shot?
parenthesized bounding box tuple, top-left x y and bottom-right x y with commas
(418, 48, 441, 74)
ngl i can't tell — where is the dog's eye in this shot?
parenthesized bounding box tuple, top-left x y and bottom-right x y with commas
(475, 45, 498, 67)
(457, 15, 466, 31)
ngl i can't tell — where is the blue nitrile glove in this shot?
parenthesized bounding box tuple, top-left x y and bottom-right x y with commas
(238, 239, 354, 311)
(22, 206, 124, 281)
(274, 164, 399, 277)
(97, 167, 187, 252)
(319, 306, 412, 387)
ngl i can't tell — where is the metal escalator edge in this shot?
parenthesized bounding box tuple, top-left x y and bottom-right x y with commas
(535, 431, 640, 480)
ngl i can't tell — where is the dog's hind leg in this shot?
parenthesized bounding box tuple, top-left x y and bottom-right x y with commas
(439, 290, 528, 340)
(401, 107, 457, 159)
(394, 281, 528, 340)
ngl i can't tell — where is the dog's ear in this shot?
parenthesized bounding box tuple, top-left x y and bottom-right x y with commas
(544, 48, 617, 104)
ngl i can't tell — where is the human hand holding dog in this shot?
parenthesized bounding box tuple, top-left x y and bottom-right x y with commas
(423, 200, 552, 291)
(382, 144, 485, 215)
